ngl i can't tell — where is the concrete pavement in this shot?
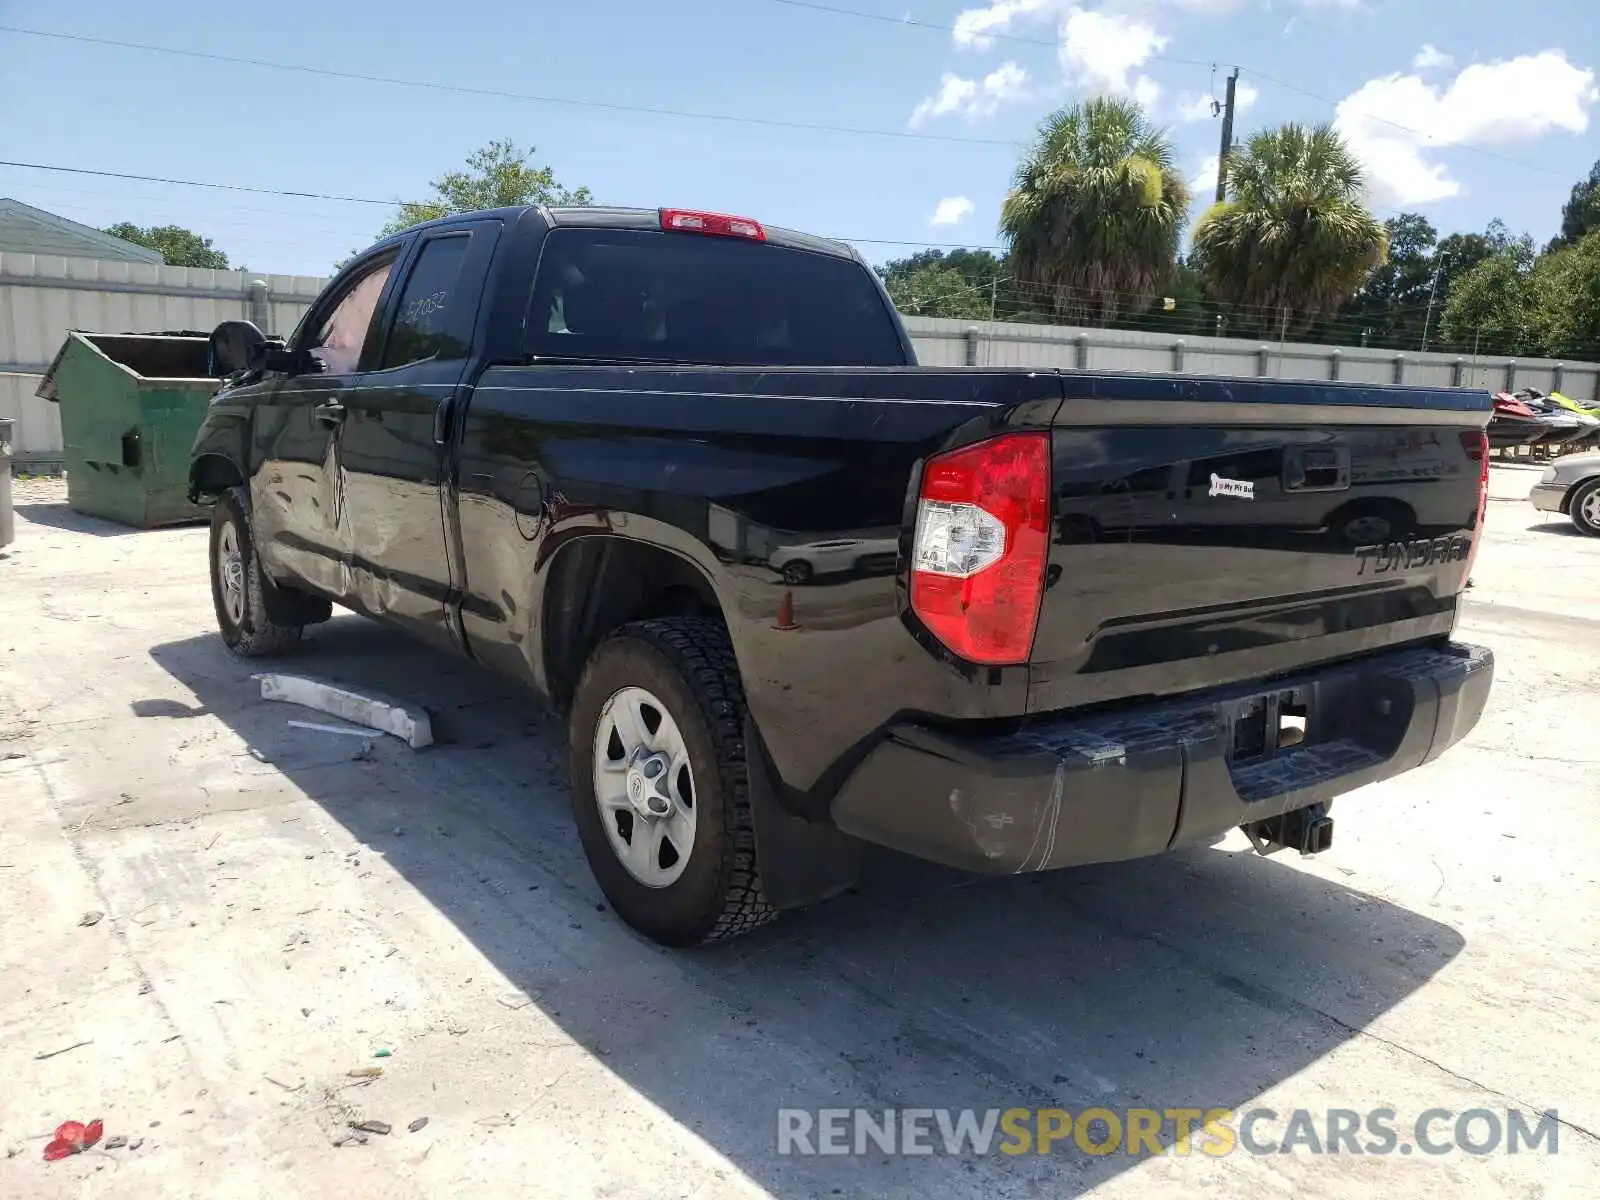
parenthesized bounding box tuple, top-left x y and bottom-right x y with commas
(1, 467, 1596, 1198)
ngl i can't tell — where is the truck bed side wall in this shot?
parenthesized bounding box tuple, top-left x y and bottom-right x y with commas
(451, 366, 1063, 798)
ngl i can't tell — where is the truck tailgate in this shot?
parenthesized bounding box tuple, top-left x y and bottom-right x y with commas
(1027, 375, 1491, 714)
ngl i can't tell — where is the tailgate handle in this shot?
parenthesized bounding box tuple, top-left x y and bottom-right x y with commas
(1283, 447, 1350, 492)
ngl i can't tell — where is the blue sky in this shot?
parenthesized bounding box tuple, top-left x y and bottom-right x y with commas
(1, 0, 1596, 277)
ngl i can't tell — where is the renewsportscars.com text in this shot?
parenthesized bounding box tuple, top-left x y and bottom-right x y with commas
(776, 1107, 1561, 1158)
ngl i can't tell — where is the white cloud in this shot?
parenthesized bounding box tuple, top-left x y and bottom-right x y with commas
(909, 74, 979, 126)
(1412, 44, 1453, 71)
(1058, 7, 1168, 101)
(1189, 154, 1220, 196)
(909, 62, 1031, 126)
(952, 0, 1171, 99)
(1335, 51, 1600, 204)
(952, 0, 1053, 51)
(1176, 80, 1258, 123)
(978, 61, 1031, 110)
(930, 196, 977, 227)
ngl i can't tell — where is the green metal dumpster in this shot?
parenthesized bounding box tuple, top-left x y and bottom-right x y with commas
(35, 332, 216, 528)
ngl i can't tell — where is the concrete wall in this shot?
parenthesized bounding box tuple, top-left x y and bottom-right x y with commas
(902, 315, 1600, 402)
(0, 252, 327, 464)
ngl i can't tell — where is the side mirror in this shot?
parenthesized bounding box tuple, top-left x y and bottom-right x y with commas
(252, 339, 297, 374)
(208, 320, 267, 377)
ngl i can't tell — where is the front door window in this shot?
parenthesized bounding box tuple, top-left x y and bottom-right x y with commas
(308, 260, 394, 375)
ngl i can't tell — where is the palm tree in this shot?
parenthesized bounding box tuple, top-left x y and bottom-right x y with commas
(1000, 97, 1189, 325)
(1192, 123, 1387, 334)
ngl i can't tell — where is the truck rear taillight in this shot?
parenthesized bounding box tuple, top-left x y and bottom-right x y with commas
(659, 209, 766, 241)
(1461, 429, 1489, 581)
(910, 432, 1050, 666)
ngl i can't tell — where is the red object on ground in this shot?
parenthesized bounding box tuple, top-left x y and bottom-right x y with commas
(43, 1119, 103, 1161)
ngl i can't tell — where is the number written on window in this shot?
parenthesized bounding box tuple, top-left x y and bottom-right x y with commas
(381, 235, 471, 369)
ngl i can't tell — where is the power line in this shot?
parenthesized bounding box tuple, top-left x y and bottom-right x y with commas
(0, 162, 1510, 323)
(0, 158, 1007, 253)
(0, 178, 377, 225)
(0, 159, 396, 207)
(0, 25, 1023, 150)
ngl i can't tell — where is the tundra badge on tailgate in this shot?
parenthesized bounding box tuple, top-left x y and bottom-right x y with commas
(1354, 534, 1472, 576)
(1208, 474, 1255, 500)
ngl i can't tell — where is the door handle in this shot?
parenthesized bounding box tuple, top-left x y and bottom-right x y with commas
(314, 400, 346, 426)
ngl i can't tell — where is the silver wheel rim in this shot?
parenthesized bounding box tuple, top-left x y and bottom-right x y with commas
(1582, 490, 1600, 528)
(1342, 515, 1391, 543)
(592, 686, 696, 888)
(218, 520, 247, 627)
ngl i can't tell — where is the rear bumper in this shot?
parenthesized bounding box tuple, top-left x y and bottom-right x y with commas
(830, 642, 1493, 874)
(1529, 481, 1568, 514)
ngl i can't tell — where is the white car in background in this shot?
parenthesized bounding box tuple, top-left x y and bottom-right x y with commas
(1529, 451, 1600, 536)
(768, 537, 898, 584)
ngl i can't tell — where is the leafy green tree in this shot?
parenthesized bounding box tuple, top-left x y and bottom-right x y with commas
(1547, 159, 1600, 252)
(1528, 230, 1600, 359)
(1342, 213, 1437, 346)
(1192, 123, 1387, 334)
(878, 248, 1049, 321)
(1432, 229, 1497, 310)
(884, 263, 995, 319)
(378, 139, 592, 238)
(103, 222, 229, 269)
(1000, 96, 1189, 325)
(1437, 234, 1537, 356)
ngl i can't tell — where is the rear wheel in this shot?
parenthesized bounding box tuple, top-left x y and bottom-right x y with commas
(780, 560, 812, 586)
(568, 617, 774, 947)
(209, 487, 305, 657)
(1571, 479, 1600, 537)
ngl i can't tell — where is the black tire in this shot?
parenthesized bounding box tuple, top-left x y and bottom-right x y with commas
(1570, 479, 1600, 537)
(780, 559, 812, 586)
(209, 487, 305, 657)
(568, 617, 774, 947)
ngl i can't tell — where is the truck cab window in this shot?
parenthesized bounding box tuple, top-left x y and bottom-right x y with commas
(526, 228, 904, 367)
(380, 234, 472, 369)
(307, 258, 394, 376)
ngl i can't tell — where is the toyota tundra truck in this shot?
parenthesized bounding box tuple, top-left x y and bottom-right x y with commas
(190, 204, 1495, 947)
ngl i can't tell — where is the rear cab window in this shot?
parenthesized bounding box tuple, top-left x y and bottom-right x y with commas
(523, 227, 906, 367)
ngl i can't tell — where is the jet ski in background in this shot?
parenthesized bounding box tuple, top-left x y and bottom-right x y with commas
(1516, 390, 1600, 454)
(1504, 390, 1593, 454)
(1488, 392, 1555, 450)
(1544, 390, 1600, 450)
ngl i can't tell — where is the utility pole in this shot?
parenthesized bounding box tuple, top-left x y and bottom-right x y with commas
(1419, 252, 1449, 353)
(1215, 67, 1239, 203)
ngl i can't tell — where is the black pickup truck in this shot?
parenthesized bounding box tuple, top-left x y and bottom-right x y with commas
(191, 204, 1495, 947)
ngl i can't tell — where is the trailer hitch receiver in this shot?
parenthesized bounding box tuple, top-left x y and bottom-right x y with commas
(1242, 802, 1334, 857)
